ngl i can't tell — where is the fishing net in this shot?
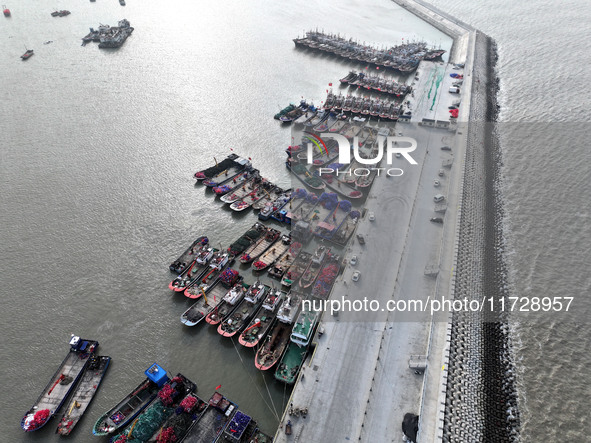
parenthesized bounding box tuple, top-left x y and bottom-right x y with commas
(226, 411, 251, 438)
(313, 263, 340, 298)
(327, 163, 345, 170)
(339, 200, 352, 212)
(305, 193, 318, 203)
(293, 188, 307, 199)
(349, 210, 361, 219)
(323, 200, 337, 211)
(220, 269, 240, 286)
(28, 409, 50, 430)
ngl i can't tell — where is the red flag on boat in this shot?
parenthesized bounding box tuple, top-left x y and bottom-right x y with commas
(376, 67, 380, 70)
(248, 157, 252, 160)
(215, 384, 222, 390)
(230, 148, 233, 151)
(328, 83, 332, 86)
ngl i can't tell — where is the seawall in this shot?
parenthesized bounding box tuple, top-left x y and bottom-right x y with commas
(390, 0, 521, 441)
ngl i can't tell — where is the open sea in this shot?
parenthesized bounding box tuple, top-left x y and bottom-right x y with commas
(0, 0, 589, 441)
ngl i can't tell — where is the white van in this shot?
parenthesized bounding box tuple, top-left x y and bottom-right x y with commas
(434, 194, 445, 203)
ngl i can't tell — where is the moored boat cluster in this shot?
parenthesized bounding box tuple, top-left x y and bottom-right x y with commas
(293, 30, 445, 73)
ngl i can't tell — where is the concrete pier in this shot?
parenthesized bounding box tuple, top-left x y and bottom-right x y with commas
(274, 1, 519, 441)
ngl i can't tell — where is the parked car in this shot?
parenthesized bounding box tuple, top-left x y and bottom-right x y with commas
(438, 169, 445, 177)
(441, 146, 452, 151)
(368, 211, 375, 221)
(434, 180, 441, 187)
(356, 234, 365, 245)
(350, 255, 358, 265)
(430, 217, 444, 224)
(352, 271, 361, 282)
(434, 194, 445, 203)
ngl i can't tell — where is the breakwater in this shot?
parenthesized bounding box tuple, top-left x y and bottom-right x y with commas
(440, 32, 520, 442)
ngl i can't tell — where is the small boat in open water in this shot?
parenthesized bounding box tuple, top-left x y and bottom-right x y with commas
(21, 335, 98, 432)
(3, 5, 10, 16)
(21, 49, 34, 60)
(56, 355, 111, 435)
(92, 363, 169, 436)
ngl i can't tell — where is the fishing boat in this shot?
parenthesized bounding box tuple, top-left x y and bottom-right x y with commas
(339, 71, 358, 84)
(21, 336, 98, 432)
(213, 170, 257, 197)
(279, 106, 305, 123)
(303, 109, 328, 128)
(146, 394, 207, 442)
(184, 251, 232, 299)
(314, 200, 352, 241)
(268, 239, 302, 279)
(293, 106, 317, 126)
(239, 288, 285, 347)
(287, 191, 317, 227)
(270, 190, 295, 223)
(56, 355, 111, 435)
(110, 374, 196, 442)
(274, 103, 295, 120)
(255, 293, 303, 370)
(205, 281, 248, 326)
(311, 253, 341, 300)
(281, 251, 312, 287)
(169, 254, 209, 292)
(258, 189, 292, 221)
(182, 392, 237, 443)
(299, 246, 328, 289)
(253, 234, 291, 272)
(229, 182, 268, 212)
(313, 111, 338, 132)
(286, 160, 325, 191)
(169, 236, 209, 273)
(238, 227, 281, 264)
(227, 223, 267, 257)
(220, 410, 257, 442)
(251, 183, 281, 210)
(291, 308, 318, 346)
(203, 158, 251, 188)
(221, 175, 264, 204)
(218, 281, 267, 337)
(21, 49, 34, 60)
(51, 10, 70, 17)
(194, 154, 240, 181)
(274, 341, 309, 385)
(92, 363, 168, 436)
(181, 279, 243, 326)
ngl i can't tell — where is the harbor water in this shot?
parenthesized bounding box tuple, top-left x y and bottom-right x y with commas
(0, 0, 589, 441)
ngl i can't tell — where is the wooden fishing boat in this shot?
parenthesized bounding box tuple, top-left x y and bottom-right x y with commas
(258, 189, 292, 221)
(253, 234, 291, 272)
(109, 374, 196, 442)
(287, 160, 326, 191)
(293, 106, 317, 126)
(202, 157, 251, 188)
(255, 292, 303, 370)
(213, 170, 257, 197)
(268, 239, 302, 279)
(56, 355, 111, 435)
(311, 252, 341, 300)
(92, 363, 168, 436)
(238, 288, 284, 347)
(194, 154, 240, 181)
(204, 281, 248, 326)
(251, 183, 281, 210)
(270, 190, 294, 223)
(181, 392, 237, 443)
(184, 251, 231, 299)
(229, 184, 267, 212)
(217, 281, 267, 337)
(299, 246, 328, 289)
(146, 394, 207, 442)
(227, 222, 267, 257)
(303, 109, 328, 128)
(274, 341, 309, 384)
(281, 251, 312, 287)
(238, 227, 281, 264)
(339, 71, 358, 84)
(169, 235, 209, 273)
(181, 279, 242, 326)
(22, 336, 99, 432)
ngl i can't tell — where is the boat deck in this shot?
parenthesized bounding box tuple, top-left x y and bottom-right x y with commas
(183, 404, 236, 443)
(57, 356, 111, 435)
